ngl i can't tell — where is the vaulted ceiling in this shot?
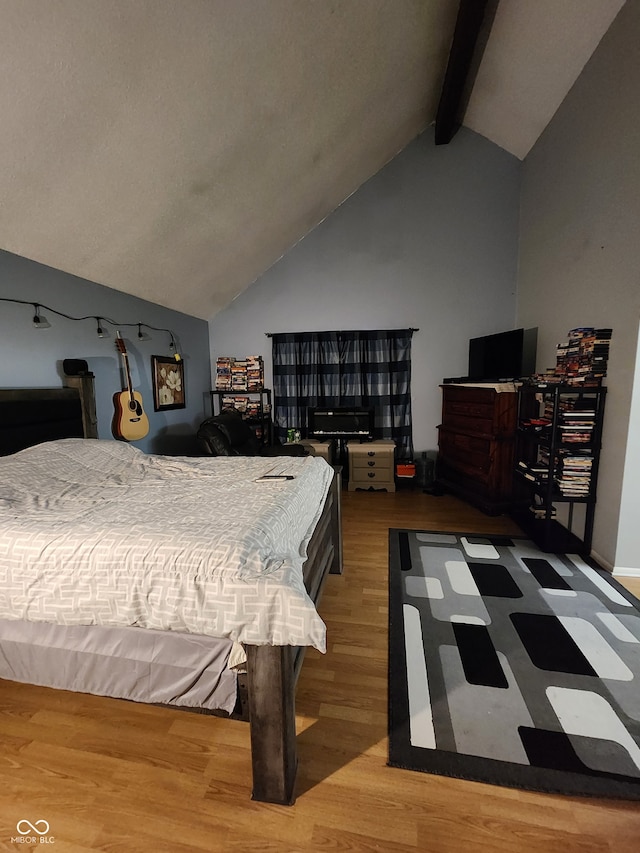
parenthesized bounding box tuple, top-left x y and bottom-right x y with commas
(0, 0, 625, 320)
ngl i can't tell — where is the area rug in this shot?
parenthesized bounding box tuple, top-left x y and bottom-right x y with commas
(387, 529, 640, 799)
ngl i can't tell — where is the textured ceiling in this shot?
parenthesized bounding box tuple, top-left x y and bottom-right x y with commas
(0, 0, 625, 320)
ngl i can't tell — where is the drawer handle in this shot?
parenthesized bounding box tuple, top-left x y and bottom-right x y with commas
(367, 460, 375, 466)
(367, 451, 375, 457)
(368, 471, 375, 478)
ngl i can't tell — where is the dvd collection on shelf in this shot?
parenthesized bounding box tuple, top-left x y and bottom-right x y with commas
(518, 326, 611, 500)
(214, 355, 264, 391)
(218, 396, 271, 419)
(514, 387, 606, 552)
(518, 394, 599, 498)
(529, 327, 612, 387)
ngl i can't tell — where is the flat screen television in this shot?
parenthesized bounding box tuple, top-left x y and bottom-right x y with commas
(468, 327, 537, 381)
(308, 406, 374, 439)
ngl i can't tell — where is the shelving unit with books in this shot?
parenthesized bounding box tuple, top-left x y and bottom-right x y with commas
(212, 355, 272, 444)
(210, 389, 273, 445)
(512, 384, 606, 554)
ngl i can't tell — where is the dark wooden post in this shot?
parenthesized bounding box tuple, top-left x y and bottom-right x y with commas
(245, 644, 297, 805)
(64, 374, 98, 438)
(329, 465, 343, 575)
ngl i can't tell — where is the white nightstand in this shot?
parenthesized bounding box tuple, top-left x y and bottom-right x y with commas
(347, 440, 396, 492)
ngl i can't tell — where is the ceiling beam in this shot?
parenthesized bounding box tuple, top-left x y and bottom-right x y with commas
(435, 0, 499, 146)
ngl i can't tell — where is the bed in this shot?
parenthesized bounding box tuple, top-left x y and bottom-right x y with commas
(0, 386, 342, 805)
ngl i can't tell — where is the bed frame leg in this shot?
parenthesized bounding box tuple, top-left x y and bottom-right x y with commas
(329, 465, 343, 575)
(245, 644, 297, 805)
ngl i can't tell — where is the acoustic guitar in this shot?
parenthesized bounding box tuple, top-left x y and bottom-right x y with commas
(112, 332, 150, 441)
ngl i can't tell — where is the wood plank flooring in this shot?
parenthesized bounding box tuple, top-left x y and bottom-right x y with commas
(1, 489, 639, 852)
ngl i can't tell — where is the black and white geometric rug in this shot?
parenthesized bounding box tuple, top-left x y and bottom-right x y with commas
(388, 530, 640, 799)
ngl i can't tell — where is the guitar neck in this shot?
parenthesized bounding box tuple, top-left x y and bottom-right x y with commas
(116, 332, 135, 402)
(122, 351, 135, 401)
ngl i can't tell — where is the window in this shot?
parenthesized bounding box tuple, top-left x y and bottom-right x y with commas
(271, 328, 413, 458)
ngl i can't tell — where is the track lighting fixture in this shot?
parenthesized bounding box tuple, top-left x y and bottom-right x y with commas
(1, 297, 181, 356)
(96, 317, 109, 338)
(169, 333, 182, 362)
(32, 304, 51, 329)
(137, 323, 151, 342)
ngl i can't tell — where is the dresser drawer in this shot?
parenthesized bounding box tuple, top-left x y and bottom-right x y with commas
(441, 386, 517, 436)
(351, 456, 392, 471)
(348, 467, 395, 491)
(444, 400, 495, 420)
(441, 411, 494, 436)
(350, 468, 393, 484)
(348, 446, 394, 460)
(347, 442, 395, 468)
(441, 386, 497, 405)
(437, 428, 491, 475)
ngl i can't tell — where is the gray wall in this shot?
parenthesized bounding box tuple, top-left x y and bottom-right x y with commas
(517, 0, 640, 571)
(209, 126, 521, 455)
(0, 249, 211, 455)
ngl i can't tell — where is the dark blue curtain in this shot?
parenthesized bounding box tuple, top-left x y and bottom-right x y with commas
(272, 329, 413, 458)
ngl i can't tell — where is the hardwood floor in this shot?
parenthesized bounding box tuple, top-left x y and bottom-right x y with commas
(1, 490, 639, 852)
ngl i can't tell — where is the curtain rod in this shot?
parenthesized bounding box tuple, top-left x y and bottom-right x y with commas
(265, 328, 419, 337)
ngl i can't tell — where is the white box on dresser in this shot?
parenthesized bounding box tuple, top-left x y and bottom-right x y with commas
(347, 439, 396, 492)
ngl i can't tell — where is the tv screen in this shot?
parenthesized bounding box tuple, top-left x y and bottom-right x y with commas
(468, 328, 537, 381)
(308, 407, 374, 438)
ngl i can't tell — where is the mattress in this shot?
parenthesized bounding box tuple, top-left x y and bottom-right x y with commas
(0, 439, 333, 649)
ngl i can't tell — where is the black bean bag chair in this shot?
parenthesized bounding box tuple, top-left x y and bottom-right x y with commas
(196, 409, 307, 457)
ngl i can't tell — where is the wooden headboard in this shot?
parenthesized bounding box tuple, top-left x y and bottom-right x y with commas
(0, 376, 98, 456)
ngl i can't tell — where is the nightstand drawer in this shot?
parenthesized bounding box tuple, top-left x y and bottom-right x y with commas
(350, 468, 392, 483)
(347, 440, 395, 462)
(348, 446, 394, 459)
(351, 456, 392, 471)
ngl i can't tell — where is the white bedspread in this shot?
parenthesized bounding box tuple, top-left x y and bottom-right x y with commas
(0, 440, 333, 650)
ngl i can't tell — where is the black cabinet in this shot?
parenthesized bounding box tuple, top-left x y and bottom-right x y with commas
(511, 384, 606, 553)
(210, 389, 272, 446)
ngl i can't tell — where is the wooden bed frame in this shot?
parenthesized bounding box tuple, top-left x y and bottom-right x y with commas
(0, 385, 343, 806)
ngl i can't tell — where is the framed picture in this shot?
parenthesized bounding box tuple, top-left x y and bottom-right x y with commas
(151, 355, 185, 411)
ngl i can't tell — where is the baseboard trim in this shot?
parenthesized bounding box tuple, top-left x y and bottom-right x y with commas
(613, 566, 640, 579)
(589, 549, 640, 578)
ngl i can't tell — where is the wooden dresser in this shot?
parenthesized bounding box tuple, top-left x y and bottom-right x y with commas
(347, 440, 396, 492)
(436, 384, 517, 515)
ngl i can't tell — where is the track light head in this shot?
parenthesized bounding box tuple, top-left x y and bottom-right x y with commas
(169, 333, 182, 362)
(32, 304, 51, 329)
(137, 323, 151, 342)
(96, 317, 109, 338)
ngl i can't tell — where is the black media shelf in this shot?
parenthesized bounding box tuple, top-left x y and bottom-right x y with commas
(511, 384, 606, 554)
(210, 389, 272, 446)
(511, 510, 588, 554)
